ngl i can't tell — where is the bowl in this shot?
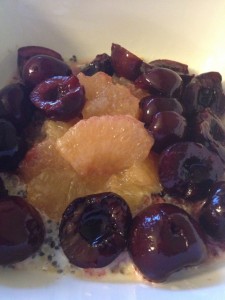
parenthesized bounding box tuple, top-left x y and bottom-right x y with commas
(0, 1, 225, 299)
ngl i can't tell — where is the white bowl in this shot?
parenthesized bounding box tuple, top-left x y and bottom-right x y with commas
(0, 1, 225, 299)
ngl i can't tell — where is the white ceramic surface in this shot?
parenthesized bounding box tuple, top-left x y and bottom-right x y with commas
(0, 0, 225, 299)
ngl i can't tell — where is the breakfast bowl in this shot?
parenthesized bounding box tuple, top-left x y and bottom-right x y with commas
(1, 0, 225, 299)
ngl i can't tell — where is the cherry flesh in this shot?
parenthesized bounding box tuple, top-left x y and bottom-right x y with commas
(30, 75, 85, 121)
(59, 192, 132, 268)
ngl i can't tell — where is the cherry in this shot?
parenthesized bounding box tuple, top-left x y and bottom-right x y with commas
(181, 72, 225, 117)
(30, 75, 85, 121)
(18, 46, 63, 76)
(59, 192, 132, 268)
(0, 83, 33, 130)
(0, 178, 8, 197)
(128, 203, 207, 282)
(81, 53, 113, 76)
(0, 119, 27, 171)
(111, 43, 143, 81)
(193, 109, 225, 162)
(159, 142, 224, 201)
(0, 196, 45, 265)
(148, 59, 189, 75)
(149, 111, 187, 153)
(199, 181, 225, 241)
(135, 67, 183, 98)
(139, 96, 183, 126)
(22, 55, 71, 89)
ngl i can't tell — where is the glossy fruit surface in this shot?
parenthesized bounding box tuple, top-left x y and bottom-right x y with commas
(159, 142, 224, 201)
(22, 55, 71, 89)
(148, 59, 189, 74)
(17, 45, 63, 75)
(0, 196, 45, 265)
(30, 75, 85, 121)
(193, 109, 225, 162)
(199, 181, 225, 240)
(81, 53, 113, 76)
(111, 43, 143, 80)
(149, 111, 187, 153)
(181, 72, 225, 117)
(0, 119, 26, 171)
(139, 96, 183, 126)
(59, 192, 132, 268)
(128, 203, 207, 282)
(0, 83, 33, 129)
(135, 67, 183, 98)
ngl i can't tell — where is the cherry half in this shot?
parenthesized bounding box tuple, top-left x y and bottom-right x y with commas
(128, 203, 207, 282)
(59, 192, 132, 268)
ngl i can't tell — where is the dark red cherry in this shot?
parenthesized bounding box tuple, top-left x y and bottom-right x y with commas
(0, 119, 27, 171)
(81, 53, 113, 76)
(159, 142, 224, 201)
(199, 181, 225, 241)
(111, 43, 143, 80)
(181, 72, 225, 117)
(148, 59, 189, 75)
(30, 75, 85, 121)
(0, 83, 33, 130)
(0, 196, 45, 265)
(22, 55, 71, 89)
(128, 203, 207, 282)
(59, 192, 132, 268)
(135, 67, 183, 98)
(139, 96, 183, 126)
(193, 109, 225, 162)
(149, 111, 187, 153)
(18, 46, 63, 76)
(0, 178, 8, 197)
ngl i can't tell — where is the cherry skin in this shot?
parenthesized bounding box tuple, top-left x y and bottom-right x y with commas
(0, 83, 33, 130)
(81, 53, 113, 76)
(199, 181, 225, 241)
(17, 45, 63, 75)
(193, 108, 225, 163)
(111, 43, 143, 81)
(0, 119, 27, 171)
(59, 192, 132, 268)
(135, 67, 183, 98)
(128, 203, 207, 282)
(22, 55, 71, 89)
(159, 142, 224, 201)
(181, 72, 225, 117)
(148, 111, 187, 153)
(139, 96, 183, 126)
(0, 196, 45, 265)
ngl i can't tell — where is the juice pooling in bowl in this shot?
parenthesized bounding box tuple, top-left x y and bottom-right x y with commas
(0, 43, 225, 283)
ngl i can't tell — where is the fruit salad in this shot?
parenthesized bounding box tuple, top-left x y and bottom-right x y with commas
(0, 44, 225, 283)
